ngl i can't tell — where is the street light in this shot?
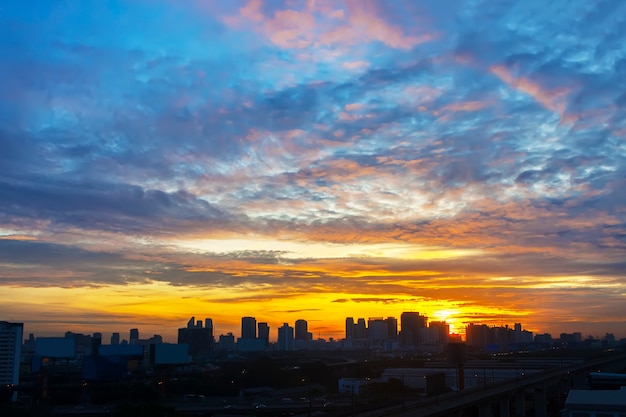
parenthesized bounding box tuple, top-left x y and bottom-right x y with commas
(301, 378, 312, 417)
(239, 369, 246, 403)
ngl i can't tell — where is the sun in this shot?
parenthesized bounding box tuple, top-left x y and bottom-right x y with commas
(432, 308, 462, 334)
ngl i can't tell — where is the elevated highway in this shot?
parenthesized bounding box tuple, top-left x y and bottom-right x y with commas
(355, 352, 626, 417)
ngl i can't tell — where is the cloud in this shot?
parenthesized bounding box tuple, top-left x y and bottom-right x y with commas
(490, 64, 576, 124)
(1, 0, 626, 337)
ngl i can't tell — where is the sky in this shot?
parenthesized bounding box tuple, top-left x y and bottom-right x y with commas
(1, 0, 625, 343)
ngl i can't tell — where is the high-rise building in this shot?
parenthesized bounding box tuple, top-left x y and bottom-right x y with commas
(241, 317, 256, 339)
(399, 312, 427, 347)
(345, 317, 355, 339)
(295, 319, 308, 341)
(277, 323, 294, 351)
(368, 318, 387, 344)
(178, 317, 214, 355)
(218, 333, 235, 350)
(367, 317, 396, 346)
(355, 318, 367, 339)
(110, 332, 120, 345)
(258, 322, 270, 345)
(0, 321, 23, 401)
(129, 328, 139, 345)
(428, 321, 449, 345)
(386, 317, 398, 338)
(65, 332, 93, 354)
(465, 323, 490, 348)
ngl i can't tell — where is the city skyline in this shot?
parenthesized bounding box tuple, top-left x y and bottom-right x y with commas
(1, 1, 626, 340)
(12, 314, 623, 345)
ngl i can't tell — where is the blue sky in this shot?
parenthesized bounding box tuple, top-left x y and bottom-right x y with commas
(1, 0, 625, 340)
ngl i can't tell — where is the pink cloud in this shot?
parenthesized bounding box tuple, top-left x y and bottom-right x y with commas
(441, 101, 489, 112)
(342, 0, 436, 49)
(343, 61, 370, 70)
(344, 103, 364, 111)
(240, 0, 263, 22)
(264, 9, 317, 49)
(490, 65, 576, 124)
(228, 0, 434, 51)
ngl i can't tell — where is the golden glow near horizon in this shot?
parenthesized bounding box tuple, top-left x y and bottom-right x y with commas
(169, 238, 484, 261)
(0, 273, 527, 342)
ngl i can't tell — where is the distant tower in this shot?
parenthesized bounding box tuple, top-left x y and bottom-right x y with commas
(178, 317, 214, 355)
(0, 321, 23, 402)
(258, 322, 270, 345)
(278, 323, 294, 351)
(346, 317, 355, 339)
(129, 328, 139, 345)
(367, 318, 388, 345)
(218, 333, 235, 350)
(295, 319, 308, 341)
(400, 312, 426, 347)
(241, 317, 257, 339)
(386, 317, 398, 338)
(356, 318, 367, 339)
(110, 332, 120, 345)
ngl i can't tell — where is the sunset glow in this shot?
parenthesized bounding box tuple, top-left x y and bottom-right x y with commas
(1, 0, 625, 342)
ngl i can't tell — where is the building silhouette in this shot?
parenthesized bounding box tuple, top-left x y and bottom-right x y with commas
(217, 333, 235, 351)
(346, 317, 368, 340)
(399, 312, 427, 347)
(428, 321, 450, 345)
(295, 319, 309, 341)
(0, 321, 23, 402)
(178, 316, 214, 355)
(241, 317, 256, 339)
(258, 322, 270, 346)
(367, 317, 397, 348)
(278, 323, 294, 351)
(129, 328, 139, 345)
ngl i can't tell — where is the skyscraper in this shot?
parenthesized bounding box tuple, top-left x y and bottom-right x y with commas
(258, 322, 270, 345)
(428, 321, 450, 345)
(345, 317, 355, 339)
(0, 321, 23, 402)
(129, 328, 139, 345)
(241, 317, 256, 339)
(110, 332, 120, 345)
(400, 312, 427, 347)
(295, 319, 308, 341)
(277, 323, 294, 351)
(355, 318, 367, 339)
(386, 316, 398, 338)
(178, 317, 214, 355)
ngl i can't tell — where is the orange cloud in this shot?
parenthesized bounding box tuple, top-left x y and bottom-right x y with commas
(0, 234, 38, 241)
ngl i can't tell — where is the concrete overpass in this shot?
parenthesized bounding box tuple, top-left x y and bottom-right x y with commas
(356, 352, 626, 417)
